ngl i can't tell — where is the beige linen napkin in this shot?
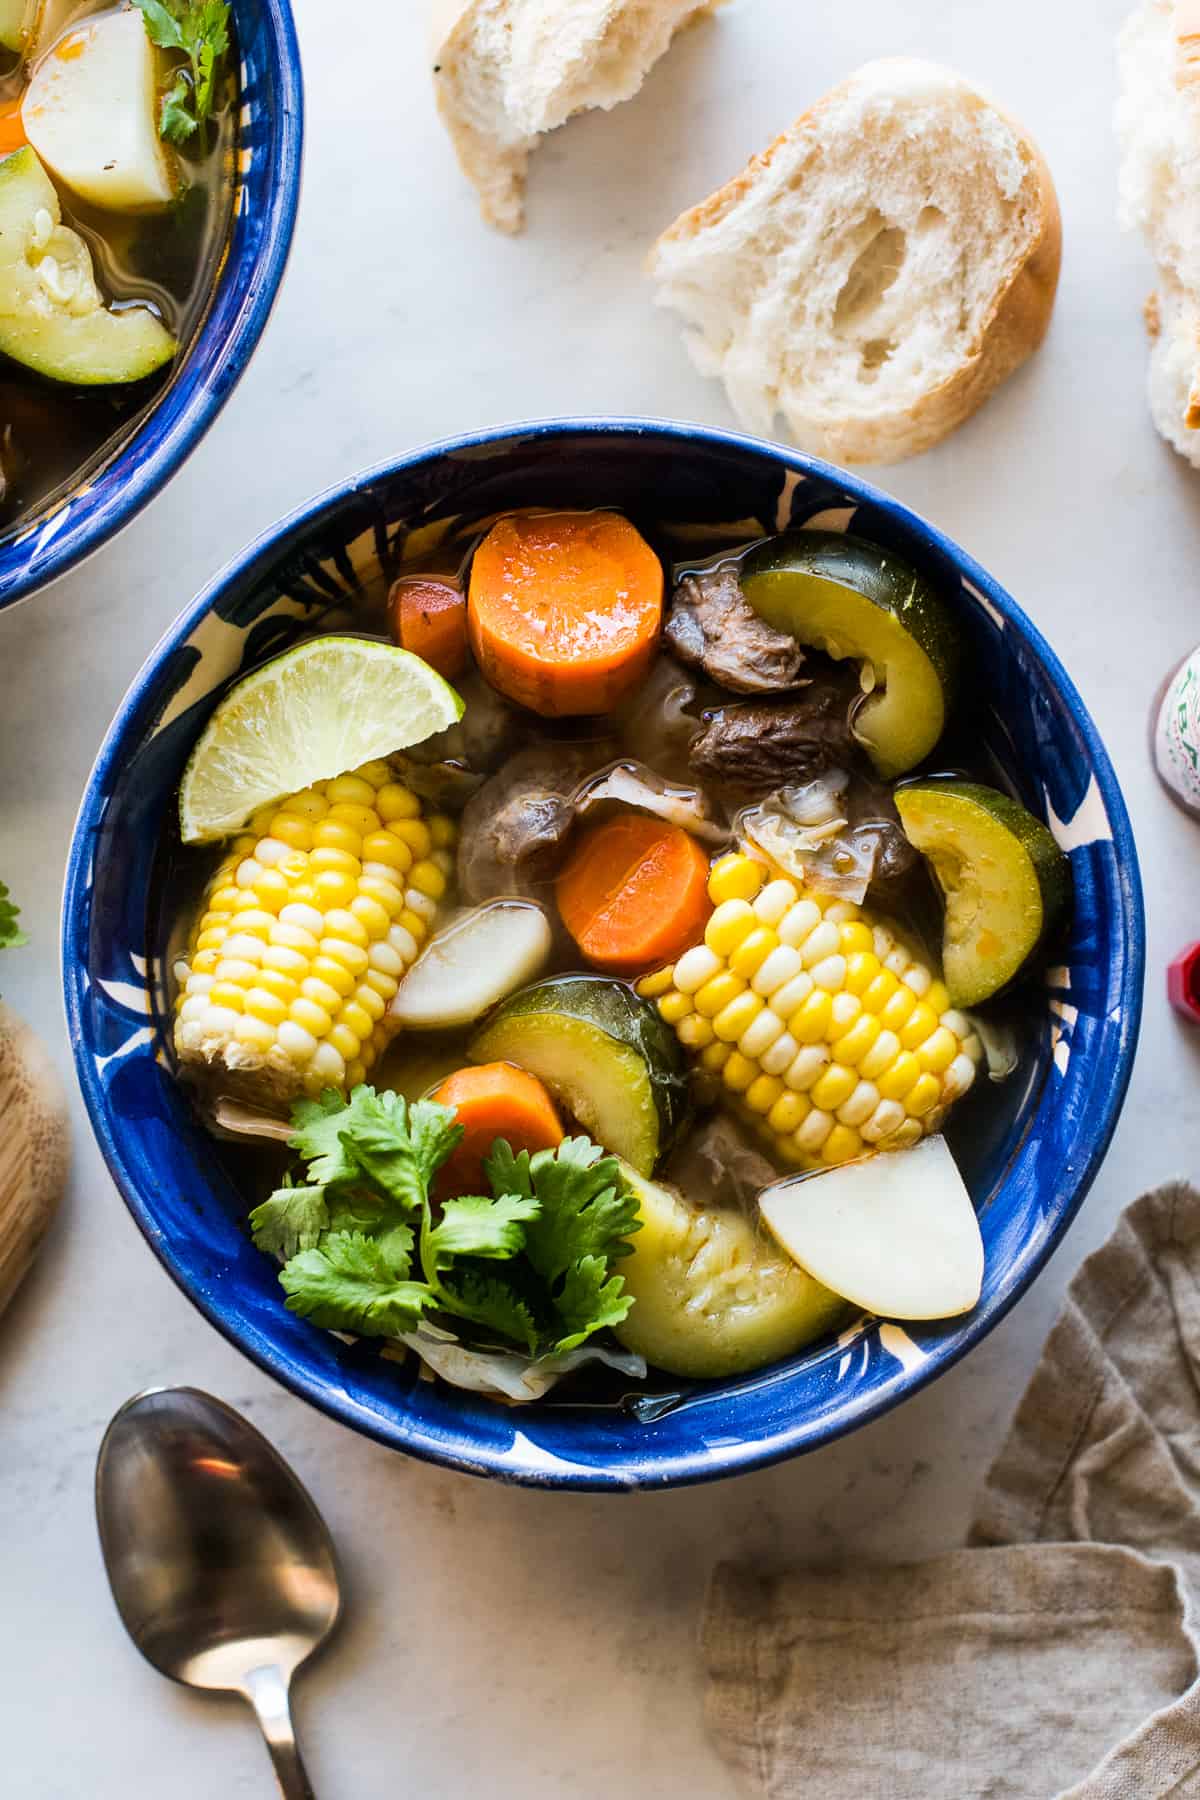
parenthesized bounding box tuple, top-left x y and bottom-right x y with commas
(704, 1183, 1200, 1799)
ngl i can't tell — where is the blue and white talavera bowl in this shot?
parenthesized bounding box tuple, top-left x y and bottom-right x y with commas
(63, 420, 1145, 1490)
(0, 0, 303, 613)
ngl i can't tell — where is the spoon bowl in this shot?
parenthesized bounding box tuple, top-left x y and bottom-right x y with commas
(97, 1387, 339, 1796)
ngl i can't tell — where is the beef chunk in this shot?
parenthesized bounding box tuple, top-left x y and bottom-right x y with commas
(664, 567, 805, 694)
(687, 680, 858, 795)
(457, 742, 612, 904)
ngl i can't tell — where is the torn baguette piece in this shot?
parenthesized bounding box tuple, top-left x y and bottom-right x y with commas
(649, 57, 1062, 465)
(431, 0, 714, 234)
(1117, 0, 1200, 462)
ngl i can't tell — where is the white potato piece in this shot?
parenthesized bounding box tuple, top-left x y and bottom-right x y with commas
(390, 901, 552, 1030)
(759, 1135, 984, 1321)
(23, 8, 175, 212)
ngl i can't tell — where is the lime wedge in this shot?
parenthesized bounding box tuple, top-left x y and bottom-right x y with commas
(179, 637, 464, 844)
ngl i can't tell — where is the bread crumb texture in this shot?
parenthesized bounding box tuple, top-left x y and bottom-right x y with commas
(1118, 0, 1200, 461)
(650, 57, 1061, 464)
(433, 0, 714, 233)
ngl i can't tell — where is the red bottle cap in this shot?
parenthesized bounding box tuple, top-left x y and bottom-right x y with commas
(1167, 942, 1200, 1023)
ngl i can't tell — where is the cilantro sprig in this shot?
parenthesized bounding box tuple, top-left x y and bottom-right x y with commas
(250, 1087, 642, 1359)
(131, 0, 231, 146)
(0, 880, 25, 954)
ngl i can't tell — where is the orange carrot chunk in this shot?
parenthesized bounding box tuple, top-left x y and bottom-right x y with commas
(0, 102, 27, 158)
(432, 1061, 565, 1197)
(467, 510, 663, 717)
(390, 577, 468, 681)
(556, 813, 713, 975)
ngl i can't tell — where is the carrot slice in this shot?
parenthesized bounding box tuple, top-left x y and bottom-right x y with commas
(0, 103, 27, 158)
(390, 577, 468, 680)
(467, 510, 663, 717)
(556, 813, 713, 975)
(432, 1061, 565, 1197)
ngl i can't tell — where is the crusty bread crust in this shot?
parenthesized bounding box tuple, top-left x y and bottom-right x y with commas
(652, 60, 1062, 465)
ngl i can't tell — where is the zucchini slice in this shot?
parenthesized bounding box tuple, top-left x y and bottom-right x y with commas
(739, 531, 962, 778)
(614, 1163, 848, 1378)
(895, 779, 1070, 1007)
(467, 976, 689, 1175)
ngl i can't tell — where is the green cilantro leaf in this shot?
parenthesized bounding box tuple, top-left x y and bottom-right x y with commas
(550, 1255, 635, 1353)
(249, 1179, 330, 1260)
(427, 1192, 541, 1263)
(289, 1087, 374, 1188)
(0, 881, 26, 953)
(337, 1090, 463, 1213)
(443, 1268, 541, 1357)
(160, 71, 199, 145)
(131, 0, 230, 143)
(521, 1137, 642, 1286)
(280, 1232, 431, 1337)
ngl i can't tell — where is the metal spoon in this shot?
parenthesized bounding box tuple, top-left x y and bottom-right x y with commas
(96, 1387, 340, 1798)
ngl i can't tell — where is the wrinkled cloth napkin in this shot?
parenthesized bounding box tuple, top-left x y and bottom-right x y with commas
(704, 1183, 1200, 1799)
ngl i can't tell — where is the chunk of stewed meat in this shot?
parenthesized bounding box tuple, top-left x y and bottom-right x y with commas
(687, 682, 858, 796)
(664, 567, 805, 694)
(456, 743, 613, 904)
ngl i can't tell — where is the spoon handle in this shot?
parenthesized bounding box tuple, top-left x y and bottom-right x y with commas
(244, 1665, 317, 1799)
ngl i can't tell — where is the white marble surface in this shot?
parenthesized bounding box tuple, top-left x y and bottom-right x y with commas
(3, 0, 1200, 1792)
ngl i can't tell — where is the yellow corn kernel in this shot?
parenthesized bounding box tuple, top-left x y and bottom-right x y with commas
(301, 976, 344, 1014)
(709, 853, 764, 906)
(195, 927, 226, 953)
(311, 870, 357, 911)
(353, 985, 387, 1024)
(325, 775, 378, 809)
(358, 874, 406, 917)
(822, 1124, 863, 1166)
(858, 1029, 902, 1082)
(322, 908, 369, 948)
(429, 815, 457, 849)
(861, 970, 900, 1014)
(377, 782, 420, 821)
(319, 938, 370, 978)
(327, 803, 380, 837)
(729, 927, 779, 980)
(312, 821, 363, 858)
(678, 1014, 716, 1051)
(694, 971, 746, 1018)
(353, 760, 392, 787)
(700, 1040, 732, 1074)
(754, 878, 798, 925)
(234, 1014, 276, 1053)
(899, 1002, 939, 1051)
(713, 991, 764, 1043)
(879, 985, 917, 1031)
(409, 858, 446, 901)
(389, 819, 432, 858)
(705, 899, 757, 958)
(346, 1060, 367, 1087)
(252, 968, 298, 1004)
(830, 1013, 881, 1067)
(791, 989, 833, 1045)
(721, 1051, 758, 1094)
(838, 921, 874, 956)
(877, 1052, 922, 1101)
(397, 908, 428, 943)
(190, 948, 219, 976)
(208, 981, 246, 1012)
(290, 996, 332, 1037)
(250, 871, 291, 911)
(206, 885, 240, 915)
(268, 814, 314, 852)
(363, 969, 399, 1002)
(657, 991, 695, 1026)
(350, 895, 392, 939)
(328, 1022, 361, 1061)
(768, 1091, 809, 1136)
(905, 1073, 942, 1117)
(309, 955, 355, 998)
(309, 845, 360, 876)
(925, 979, 950, 1016)
(917, 1026, 958, 1075)
(810, 1064, 858, 1113)
(244, 988, 288, 1026)
(638, 967, 675, 998)
(279, 789, 328, 821)
(361, 830, 413, 873)
(844, 950, 881, 996)
(745, 1073, 784, 1115)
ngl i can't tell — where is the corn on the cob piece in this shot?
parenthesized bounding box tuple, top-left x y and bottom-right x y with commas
(638, 852, 983, 1171)
(173, 763, 457, 1109)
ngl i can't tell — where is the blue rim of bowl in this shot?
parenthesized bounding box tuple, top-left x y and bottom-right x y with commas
(0, 0, 304, 614)
(62, 417, 1146, 1489)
